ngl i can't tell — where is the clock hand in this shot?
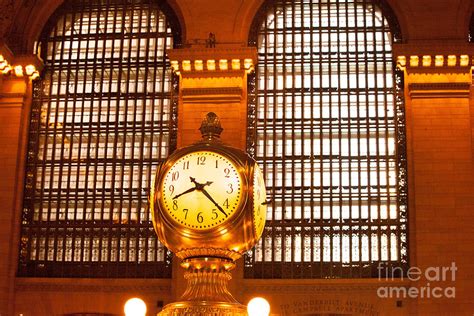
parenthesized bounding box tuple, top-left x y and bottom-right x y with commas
(189, 177, 213, 190)
(173, 187, 196, 199)
(172, 176, 205, 200)
(200, 188, 227, 217)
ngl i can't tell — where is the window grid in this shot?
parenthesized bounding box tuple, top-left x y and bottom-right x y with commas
(245, 0, 408, 278)
(20, 0, 179, 278)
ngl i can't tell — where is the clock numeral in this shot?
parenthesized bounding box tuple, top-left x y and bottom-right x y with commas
(183, 161, 190, 170)
(169, 185, 175, 195)
(183, 208, 189, 219)
(215, 160, 218, 168)
(172, 171, 179, 181)
(223, 198, 229, 209)
(226, 183, 233, 194)
(212, 209, 218, 220)
(197, 212, 204, 223)
(223, 168, 230, 178)
(172, 200, 178, 211)
(197, 156, 206, 165)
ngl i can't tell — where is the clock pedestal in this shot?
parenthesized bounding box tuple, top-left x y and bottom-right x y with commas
(152, 113, 267, 316)
(158, 257, 246, 315)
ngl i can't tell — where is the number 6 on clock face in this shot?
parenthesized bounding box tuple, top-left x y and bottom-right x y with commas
(160, 151, 244, 230)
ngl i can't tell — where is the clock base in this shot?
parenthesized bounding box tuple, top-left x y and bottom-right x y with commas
(158, 257, 247, 315)
(158, 301, 247, 316)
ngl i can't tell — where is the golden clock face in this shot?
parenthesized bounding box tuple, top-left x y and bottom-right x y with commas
(253, 163, 267, 238)
(160, 151, 243, 230)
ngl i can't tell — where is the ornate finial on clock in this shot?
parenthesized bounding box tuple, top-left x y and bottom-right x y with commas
(199, 112, 223, 140)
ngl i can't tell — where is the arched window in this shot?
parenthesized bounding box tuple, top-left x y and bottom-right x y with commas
(19, 0, 180, 278)
(246, 0, 408, 278)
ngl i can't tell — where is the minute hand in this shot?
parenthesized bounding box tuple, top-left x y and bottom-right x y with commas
(173, 187, 196, 199)
(200, 188, 227, 217)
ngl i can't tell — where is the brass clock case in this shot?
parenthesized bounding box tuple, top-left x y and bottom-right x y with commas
(151, 141, 265, 260)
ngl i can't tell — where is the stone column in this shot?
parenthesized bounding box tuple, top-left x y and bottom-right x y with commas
(0, 74, 30, 316)
(395, 47, 474, 314)
(165, 47, 257, 305)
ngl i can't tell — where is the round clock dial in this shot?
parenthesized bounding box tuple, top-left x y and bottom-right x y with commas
(253, 164, 267, 238)
(160, 151, 243, 230)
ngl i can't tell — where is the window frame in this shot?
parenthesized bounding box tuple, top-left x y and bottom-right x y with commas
(19, 0, 181, 278)
(245, 0, 408, 279)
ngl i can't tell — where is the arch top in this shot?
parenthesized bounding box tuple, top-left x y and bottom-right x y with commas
(248, 0, 403, 46)
(5, 0, 183, 55)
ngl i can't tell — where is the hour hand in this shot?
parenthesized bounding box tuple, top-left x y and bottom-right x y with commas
(173, 187, 196, 199)
(200, 188, 227, 217)
(189, 177, 213, 190)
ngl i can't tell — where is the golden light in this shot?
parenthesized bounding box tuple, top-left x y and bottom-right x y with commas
(182, 60, 191, 71)
(447, 55, 456, 66)
(124, 298, 147, 316)
(434, 55, 444, 67)
(396, 56, 406, 67)
(25, 64, 36, 76)
(0, 55, 5, 69)
(247, 297, 270, 316)
(422, 55, 431, 67)
(244, 58, 254, 72)
(14, 65, 24, 77)
(170, 60, 179, 72)
(207, 59, 216, 71)
(459, 55, 469, 67)
(2, 65, 11, 74)
(219, 59, 228, 70)
(194, 60, 203, 71)
(231, 59, 240, 70)
(409, 55, 419, 67)
(31, 71, 40, 80)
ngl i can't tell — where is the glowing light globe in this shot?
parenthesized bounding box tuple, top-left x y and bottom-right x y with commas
(247, 297, 270, 316)
(124, 297, 147, 316)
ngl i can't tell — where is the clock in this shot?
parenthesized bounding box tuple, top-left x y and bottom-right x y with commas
(252, 163, 266, 239)
(160, 150, 244, 230)
(151, 112, 266, 261)
(150, 113, 267, 314)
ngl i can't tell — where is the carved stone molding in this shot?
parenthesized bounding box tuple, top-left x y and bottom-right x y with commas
(408, 82, 471, 98)
(168, 47, 257, 76)
(1, 43, 44, 79)
(0, 92, 27, 99)
(182, 87, 243, 103)
(15, 278, 172, 293)
(242, 279, 411, 293)
(168, 47, 258, 65)
(393, 42, 474, 57)
(182, 87, 242, 95)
